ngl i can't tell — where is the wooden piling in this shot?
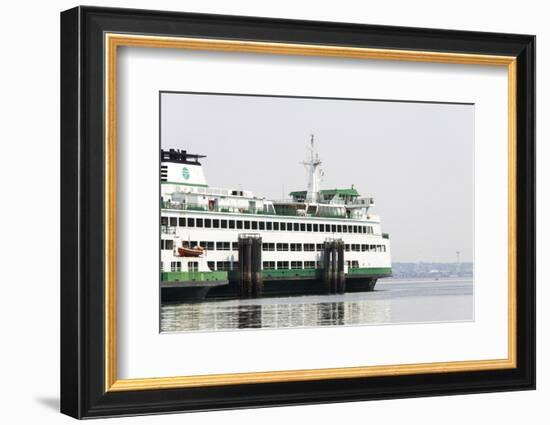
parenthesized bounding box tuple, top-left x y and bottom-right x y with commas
(245, 238, 252, 297)
(238, 238, 245, 297)
(252, 237, 263, 297)
(238, 235, 263, 298)
(323, 241, 331, 294)
(337, 240, 346, 293)
(321, 239, 346, 294)
(331, 241, 338, 294)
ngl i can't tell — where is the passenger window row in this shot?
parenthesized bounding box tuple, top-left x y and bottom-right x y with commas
(161, 216, 375, 234)
(161, 240, 386, 252)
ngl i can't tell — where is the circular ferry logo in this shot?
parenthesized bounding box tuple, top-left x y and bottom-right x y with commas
(181, 167, 190, 180)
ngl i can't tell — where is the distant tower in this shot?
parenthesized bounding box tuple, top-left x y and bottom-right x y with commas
(301, 134, 323, 203)
(456, 251, 461, 276)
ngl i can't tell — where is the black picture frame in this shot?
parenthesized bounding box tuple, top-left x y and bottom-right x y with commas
(61, 5, 535, 419)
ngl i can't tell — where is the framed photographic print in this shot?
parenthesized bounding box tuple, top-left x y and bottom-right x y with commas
(60, 6, 535, 419)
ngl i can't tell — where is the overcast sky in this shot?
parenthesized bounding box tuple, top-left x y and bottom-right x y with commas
(161, 92, 474, 263)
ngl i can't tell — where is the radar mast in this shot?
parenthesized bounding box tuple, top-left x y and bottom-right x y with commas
(301, 134, 323, 203)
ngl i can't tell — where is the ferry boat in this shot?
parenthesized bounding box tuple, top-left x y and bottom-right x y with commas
(160, 137, 392, 301)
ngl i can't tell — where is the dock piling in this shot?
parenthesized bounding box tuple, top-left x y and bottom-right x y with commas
(331, 241, 338, 293)
(238, 234, 262, 298)
(252, 236, 263, 297)
(323, 241, 331, 294)
(322, 239, 345, 294)
(337, 240, 346, 293)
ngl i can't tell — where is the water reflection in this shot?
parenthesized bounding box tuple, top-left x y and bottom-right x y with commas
(161, 297, 392, 332)
(160, 278, 473, 333)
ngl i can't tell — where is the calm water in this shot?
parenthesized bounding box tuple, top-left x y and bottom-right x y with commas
(160, 278, 473, 333)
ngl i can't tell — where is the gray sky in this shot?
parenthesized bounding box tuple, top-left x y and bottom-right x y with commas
(161, 92, 474, 263)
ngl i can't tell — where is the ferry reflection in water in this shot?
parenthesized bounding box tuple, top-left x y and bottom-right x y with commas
(160, 278, 473, 333)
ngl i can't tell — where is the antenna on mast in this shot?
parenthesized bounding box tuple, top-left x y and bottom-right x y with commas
(301, 134, 322, 203)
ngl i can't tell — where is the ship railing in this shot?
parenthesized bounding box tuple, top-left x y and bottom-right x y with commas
(271, 198, 300, 204)
(355, 197, 375, 205)
(161, 201, 209, 211)
(325, 199, 347, 205)
(160, 201, 366, 220)
(317, 212, 347, 219)
(161, 201, 184, 210)
(270, 209, 349, 219)
(161, 201, 275, 215)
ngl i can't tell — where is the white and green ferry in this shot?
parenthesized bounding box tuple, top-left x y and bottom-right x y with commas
(160, 138, 392, 301)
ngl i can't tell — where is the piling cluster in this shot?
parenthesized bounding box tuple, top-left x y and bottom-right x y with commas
(237, 235, 263, 297)
(323, 239, 346, 294)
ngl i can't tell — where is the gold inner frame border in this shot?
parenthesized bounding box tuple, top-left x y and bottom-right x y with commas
(104, 33, 517, 392)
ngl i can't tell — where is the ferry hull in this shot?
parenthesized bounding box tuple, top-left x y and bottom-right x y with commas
(161, 272, 390, 303)
(161, 280, 228, 302)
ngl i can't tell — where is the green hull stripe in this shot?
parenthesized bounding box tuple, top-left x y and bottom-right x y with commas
(261, 267, 392, 279)
(162, 267, 391, 282)
(162, 271, 228, 282)
(348, 267, 392, 276)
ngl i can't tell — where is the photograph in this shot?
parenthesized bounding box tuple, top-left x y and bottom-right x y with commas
(159, 92, 474, 332)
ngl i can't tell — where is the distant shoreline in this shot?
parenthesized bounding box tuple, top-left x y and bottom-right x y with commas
(390, 262, 473, 280)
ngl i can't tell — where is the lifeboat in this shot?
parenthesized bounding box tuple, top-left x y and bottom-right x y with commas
(178, 246, 205, 257)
